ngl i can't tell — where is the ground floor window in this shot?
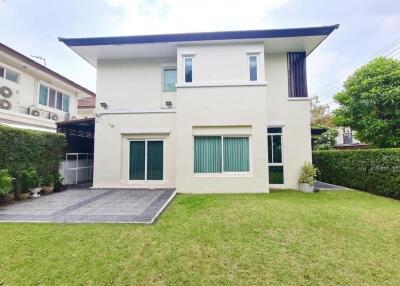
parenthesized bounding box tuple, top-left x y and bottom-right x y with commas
(129, 140, 163, 180)
(194, 136, 249, 173)
(268, 127, 284, 184)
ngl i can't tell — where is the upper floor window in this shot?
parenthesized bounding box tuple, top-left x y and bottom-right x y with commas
(287, 52, 308, 97)
(184, 57, 192, 83)
(39, 83, 70, 112)
(248, 55, 258, 81)
(163, 68, 177, 92)
(0, 66, 20, 84)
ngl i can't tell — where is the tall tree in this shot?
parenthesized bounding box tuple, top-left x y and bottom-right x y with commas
(332, 57, 400, 148)
(311, 97, 333, 128)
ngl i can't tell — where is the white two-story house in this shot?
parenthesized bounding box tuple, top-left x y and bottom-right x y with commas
(0, 43, 95, 132)
(60, 25, 339, 193)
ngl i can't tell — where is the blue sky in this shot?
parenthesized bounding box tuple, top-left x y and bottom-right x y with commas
(1, 0, 399, 105)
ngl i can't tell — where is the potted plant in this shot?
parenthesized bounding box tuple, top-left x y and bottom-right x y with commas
(53, 174, 65, 192)
(0, 169, 14, 205)
(298, 162, 318, 193)
(16, 168, 39, 200)
(40, 174, 54, 195)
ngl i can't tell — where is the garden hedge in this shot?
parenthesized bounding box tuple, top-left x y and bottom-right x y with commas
(0, 125, 66, 181)
(313, 148, 400, 199)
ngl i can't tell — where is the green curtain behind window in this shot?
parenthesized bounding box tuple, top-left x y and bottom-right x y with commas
(147, 141, 163, 180)
(39, 85, 48, 105)
(194, 136, 222, 173)
(62, 95, 70, 112)
(129, 141, 145, 180)
(223, 137, 249, 172)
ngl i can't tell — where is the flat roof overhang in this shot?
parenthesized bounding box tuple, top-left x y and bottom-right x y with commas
(59, 25, 339, 67)
(56, 118, 95, 139)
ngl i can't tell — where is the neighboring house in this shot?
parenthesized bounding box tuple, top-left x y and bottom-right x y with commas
(335, 127, 368, 149)
(60, 24, 339, 193)
(0, 43, 95, 132)
(78, 96, 96, 118)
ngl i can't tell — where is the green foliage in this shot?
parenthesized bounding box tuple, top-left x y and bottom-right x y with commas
(0, 125, 65, 183)
(298, 162, 318, 185)
(16, 168, 40, 193)
(314, 129, 338, 150)
(0, 169, 13, 196)
(311, 99, 333, 128)
(313, 148, 400, 199)
(1, 191, 400, 285)
(42, 174, 54, 187)
(332, 57, 400, 147)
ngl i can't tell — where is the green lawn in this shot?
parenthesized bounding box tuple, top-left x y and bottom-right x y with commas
(1, 190, 400, 285)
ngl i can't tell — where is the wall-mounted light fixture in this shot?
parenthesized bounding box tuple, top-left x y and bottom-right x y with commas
(100, 102, 108, 109)
(166, 101, 172, 108)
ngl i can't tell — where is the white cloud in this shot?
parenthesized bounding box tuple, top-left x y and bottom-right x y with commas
(107, 0, 291, 35)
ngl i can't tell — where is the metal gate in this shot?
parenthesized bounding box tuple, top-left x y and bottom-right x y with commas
(61, 153, 93, 185)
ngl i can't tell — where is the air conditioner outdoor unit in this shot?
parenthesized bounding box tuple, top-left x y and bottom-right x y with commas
(0, 85, 13, 98)
(29, 107, 41, 117)
(49, 112, 60, 121)
(0, 99, 12, 110)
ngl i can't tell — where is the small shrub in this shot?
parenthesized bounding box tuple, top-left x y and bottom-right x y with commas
(313, 148, 400, 199)
(0, 169, 13, 196)
(42, 174, 54, 187)
(16, 168, 39, 193)
(314, 129, 339, 150)
(299, 162, 318, 185)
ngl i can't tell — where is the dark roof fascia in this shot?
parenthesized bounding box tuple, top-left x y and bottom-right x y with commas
(59, 25, 339, 47)
(0, 43, 96, 97)
(56, 117, 95, 126)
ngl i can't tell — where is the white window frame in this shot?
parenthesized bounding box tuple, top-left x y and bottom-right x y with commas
(162, 65, 177, 92)
(193, 135, 252, 175)
(183, 56, 193, 83)
(37, 81, 70, 112)
(0, 65, 20, 84)
(127, 138, 166, 182)
(247, 53, 259, 82)
(268, 127, 284, 184)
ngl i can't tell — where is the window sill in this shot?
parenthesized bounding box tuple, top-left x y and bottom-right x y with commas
(125, 180, 169, 184)
(37, 104, 69, 114)
(193, 173, 253, 178)
(176, 81, 268, 88)
(287, 97, 311, 101)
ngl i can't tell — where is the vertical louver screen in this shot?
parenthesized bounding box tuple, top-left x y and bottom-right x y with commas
(287, 52, 308, 98)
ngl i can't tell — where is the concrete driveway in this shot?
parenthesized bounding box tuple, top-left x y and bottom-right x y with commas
(0, 188, 176, 224)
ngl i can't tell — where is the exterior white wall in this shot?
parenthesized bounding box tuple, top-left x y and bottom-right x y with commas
(97, 57, 177, 110)
(78, 107, 95, 119)
(92, 43, 312, 192)
(0, 54, 84, 131)
(265, 53, 312, 189)
(177, 42, 265, 85)
(92, 112, 176, 189)
(175, 86, 269, 193)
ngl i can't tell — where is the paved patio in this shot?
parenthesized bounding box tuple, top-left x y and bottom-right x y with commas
(0, 188, 176, 224)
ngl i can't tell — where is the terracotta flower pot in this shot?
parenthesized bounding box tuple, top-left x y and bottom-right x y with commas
(40, 186, 54, 195)
(0, 192, 15, 205)
(16, 192, 30, 200)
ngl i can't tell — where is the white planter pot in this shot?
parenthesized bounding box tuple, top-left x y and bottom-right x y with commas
(299, 183, 315, 193)
(30, 187, 42, 198)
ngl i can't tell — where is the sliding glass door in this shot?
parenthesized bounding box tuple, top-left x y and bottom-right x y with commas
(129, 140, 164, 180)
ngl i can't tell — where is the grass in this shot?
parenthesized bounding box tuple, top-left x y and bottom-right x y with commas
(1, 190, 400, 285)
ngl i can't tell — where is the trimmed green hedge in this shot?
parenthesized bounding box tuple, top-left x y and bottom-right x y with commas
(313, 149, 400, 199)
(0, 125, 66, 181)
